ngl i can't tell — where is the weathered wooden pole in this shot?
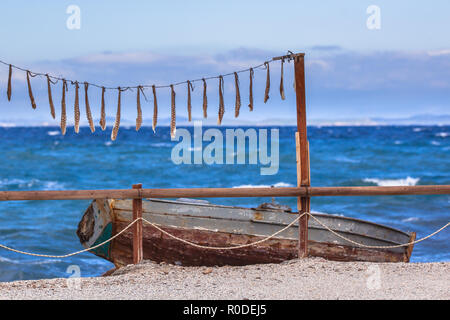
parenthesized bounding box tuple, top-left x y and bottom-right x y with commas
(294, 54, 311, 258)
(132, 183, 143, 264)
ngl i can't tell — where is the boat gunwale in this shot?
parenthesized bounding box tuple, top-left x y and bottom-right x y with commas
(112, 203, 412, 246)
(115, 198, 414, 238)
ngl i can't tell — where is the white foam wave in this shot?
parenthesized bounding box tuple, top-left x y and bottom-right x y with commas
(334, 156, 360, 163)
(0, 179, 65, 190)
(402, 217, 420, 222)
(42, 181, 65, 190)
(311, 210, 344, 217)
(0, 123, 16, 128)
(436, 132, 449, 138)
(150, 142, 173, 148)
(104, 141, 113, 146)
(413, 128, 423, 132)
(363, 176, 420, 187)
(233, 182, 294, 188)
(431, 141, 441, 146)
(47, 130, 60, 136)
(0, 255, 61, 265)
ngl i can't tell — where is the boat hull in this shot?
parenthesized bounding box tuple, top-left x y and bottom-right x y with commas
(77, 198, 415, 267)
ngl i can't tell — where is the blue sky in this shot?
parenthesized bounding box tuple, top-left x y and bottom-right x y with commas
(0, 1, 449, 124)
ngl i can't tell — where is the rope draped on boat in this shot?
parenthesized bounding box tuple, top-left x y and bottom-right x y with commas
(0, 212, 448, 258)
(0, 53, 296, 140)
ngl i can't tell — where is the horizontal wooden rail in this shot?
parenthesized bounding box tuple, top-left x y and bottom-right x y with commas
(0, 185, 449, 201)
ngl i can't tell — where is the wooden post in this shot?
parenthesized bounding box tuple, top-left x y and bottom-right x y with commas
(132, 183, 143, 264)
(294, 54, 311, 258)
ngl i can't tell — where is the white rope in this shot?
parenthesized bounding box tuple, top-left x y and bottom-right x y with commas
(307, 213, 450, 249)
(0, 212, 448, 258)
(0, 218, 141, 258)
(140, 213, 306, 250)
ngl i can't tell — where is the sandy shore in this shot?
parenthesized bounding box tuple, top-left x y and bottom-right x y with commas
(0, 258, 448, 300)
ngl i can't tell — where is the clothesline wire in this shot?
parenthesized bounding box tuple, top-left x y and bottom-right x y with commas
(0, 58, 280, 92)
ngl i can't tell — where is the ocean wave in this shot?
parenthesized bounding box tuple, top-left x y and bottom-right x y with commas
(402, 217, 420, 222)
(431, 141, 441, 146)
(0, 123, 16, 128)
(413, 128, 423, 132)
(311, 210, 344, 217)
(47, 130, 60, 136)
(104, 141, 113, 146)
(150, 142, 173, 147)
(0, 255, 61, 265)
(334, 156, 360, 163)
(42, 181, 65, 190)
(436, 132, 449, 138)
(0, 178, 65, 190)
(233, 182, 294, 188)
(363, 176, 420, 186)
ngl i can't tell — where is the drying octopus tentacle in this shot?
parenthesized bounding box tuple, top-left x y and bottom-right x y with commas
(84, 82, 95, 133)
(60, 80, 67, 135)
(99, 87, 106, 131)
(264, 62, 270, 103)
(170, 85, 176, 139)
(111, 87, 121, 141)
(234, 72, 241, 118)
(46, 75, 56, 119)
(152, 85, 158, 133)
(248, 68, 254, 111)
(7, 64, 12, 101)
(26, 71, 37, 109)
(217, 76, 225, 125)
(202, 78, 208, 119)
(74, 81, 80, 133)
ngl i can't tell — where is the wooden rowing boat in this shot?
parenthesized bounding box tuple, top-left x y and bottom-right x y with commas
(77, 198, 416, 267)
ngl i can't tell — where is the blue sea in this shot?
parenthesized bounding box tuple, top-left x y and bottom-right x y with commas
(0, 125, 448, 282)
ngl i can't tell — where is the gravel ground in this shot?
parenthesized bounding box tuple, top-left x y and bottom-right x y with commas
(0, 258, 448, 300)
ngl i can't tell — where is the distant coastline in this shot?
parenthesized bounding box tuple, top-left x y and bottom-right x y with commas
(1, 114, 450, 127)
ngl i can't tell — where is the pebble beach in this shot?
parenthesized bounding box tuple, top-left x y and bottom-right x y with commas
(0, 258, 448, 300)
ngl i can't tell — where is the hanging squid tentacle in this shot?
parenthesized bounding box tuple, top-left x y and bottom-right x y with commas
(74, 81, 80, 133)
(234, 72, 241, 118)
(248, 68, 254, 111)
(187, 80, 193, 122)
(136, 86, 143, 131)
(264, 62, 270, 103)
(7, 64, 12, 101)
(99, 87, 106, 131)
(111, 87, 121, 141)
(152, 85, 158, 133)
(202, 78, 208, 119)
(217, 76, 225, 125)
(26, 71, 37, 109)
(279, 58, 285, 100)
(60, 80, 67, 135)
(46, 74, 56, 119)
(84, 82, 95, 133)
(170, 84, 176, 139)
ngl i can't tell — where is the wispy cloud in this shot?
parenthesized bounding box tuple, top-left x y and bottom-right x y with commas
(1, 47, 449, 122)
